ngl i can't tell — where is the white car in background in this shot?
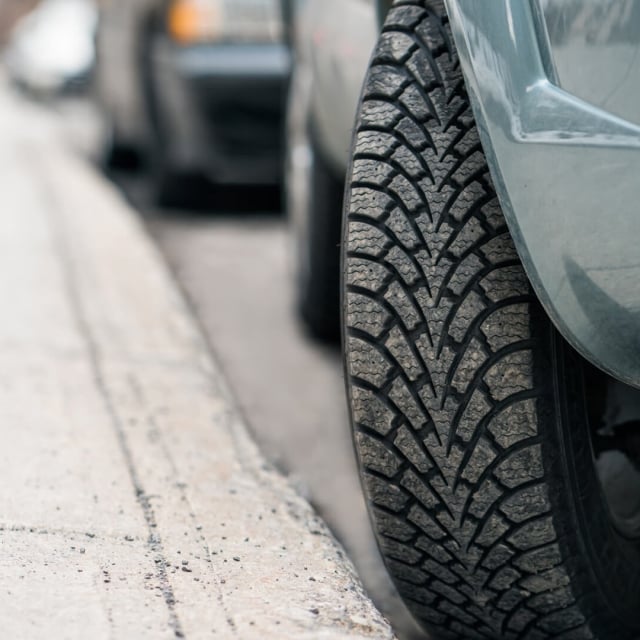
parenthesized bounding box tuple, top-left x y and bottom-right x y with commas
(5, 0, 97, 95)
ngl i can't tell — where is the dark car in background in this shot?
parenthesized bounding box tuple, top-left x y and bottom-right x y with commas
(96, 0, 290, 205)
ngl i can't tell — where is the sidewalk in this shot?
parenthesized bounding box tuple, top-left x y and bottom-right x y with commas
(0, 85, 394, 639)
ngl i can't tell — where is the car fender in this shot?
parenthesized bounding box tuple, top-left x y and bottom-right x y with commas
(445, 0, 640, 388)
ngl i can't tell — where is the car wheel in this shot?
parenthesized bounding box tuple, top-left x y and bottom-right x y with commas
(101, 116, 142, 172)
(150, 159, 204, 209)
(286, 72, 344, 340)
(342, 2, 640, 639)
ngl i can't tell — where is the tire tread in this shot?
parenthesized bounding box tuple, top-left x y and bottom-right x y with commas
(344, 2, 598, 638)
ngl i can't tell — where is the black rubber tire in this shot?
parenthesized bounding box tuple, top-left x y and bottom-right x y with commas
(101, 133, 142, 173)
(287, 120, 344, 340)
(342, 2, 640, 639)
(150, 163, 207, 209)
(99, 112, 143, 173)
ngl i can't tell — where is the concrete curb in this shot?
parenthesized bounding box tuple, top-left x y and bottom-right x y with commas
(0, 87, 395, 639)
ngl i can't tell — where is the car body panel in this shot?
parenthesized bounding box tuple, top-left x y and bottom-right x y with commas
(292, 0, 379, 175)
(540, 0, 640, 127)
(95, 0, 159, 149)
(445, 0, 640, 387)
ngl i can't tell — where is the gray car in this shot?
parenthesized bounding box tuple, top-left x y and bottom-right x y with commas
(96, 0, 289, 204)
(284, 0, 388, 337)
(288, 0, 640, 637)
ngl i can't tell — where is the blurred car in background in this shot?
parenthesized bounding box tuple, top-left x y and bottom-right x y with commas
(283, 0, 391, 339)
(5, 0, 97, 96)
(96, 0, 290, 205)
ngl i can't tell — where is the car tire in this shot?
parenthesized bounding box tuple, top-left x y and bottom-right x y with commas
(286, 79, 344, 340)
(342, 2, 640, 639)
(150, 159, 204, 209)
(101, 116, 142, 172)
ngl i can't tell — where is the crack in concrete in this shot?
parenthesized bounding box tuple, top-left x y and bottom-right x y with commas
(35, 148, 187, 640)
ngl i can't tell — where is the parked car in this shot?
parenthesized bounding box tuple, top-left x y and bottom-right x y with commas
(5, 0, 97, 96)
(290, 0, 640, 637)
(284, 0, 392, 338)
(96, 0, 290, 205)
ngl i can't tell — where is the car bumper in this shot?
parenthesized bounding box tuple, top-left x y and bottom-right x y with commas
(152, 40, 290, 185)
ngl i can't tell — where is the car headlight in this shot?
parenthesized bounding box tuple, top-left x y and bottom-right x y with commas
(167, 0, 283, 45)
